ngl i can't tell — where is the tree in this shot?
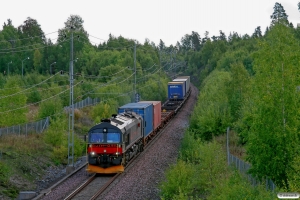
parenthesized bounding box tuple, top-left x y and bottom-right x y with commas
(180, 34, 191, 51)
(0, 77, 28, 127)
(270, 2, 289, 26)
(252, 26, 262, 38)
(191, 31, 201, 50)
(33, 49, 42, 72)
(246, 24, 300, 187)
(158, 39, 165, 51)
(219, 30, 227, 41)
(18, 17, 46, 45)
(189, 70, 232, 140)
(56, 15, 90, 73)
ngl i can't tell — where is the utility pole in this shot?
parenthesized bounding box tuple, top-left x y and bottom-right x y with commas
(67, 26, 75, 172)
(134, 42, 137, 102)
(7, 61, 12, 76)
(22, 57, 29, 77)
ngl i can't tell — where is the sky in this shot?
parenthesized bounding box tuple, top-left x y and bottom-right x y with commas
(1, 0, 300, 46)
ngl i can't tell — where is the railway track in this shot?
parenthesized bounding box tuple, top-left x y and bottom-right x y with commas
(62, 99, 184, 199)
(32, 86, 194, 200)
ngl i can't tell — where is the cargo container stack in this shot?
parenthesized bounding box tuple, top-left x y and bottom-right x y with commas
(173, 76, 190, 95)
(138, 101, 161, 131)
(118, 103, 154, 137)
(167, 81, 186, 100)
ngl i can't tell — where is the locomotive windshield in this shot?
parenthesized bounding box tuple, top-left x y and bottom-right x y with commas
(107, 133, 120, 143)
(88, 128, 121, 143)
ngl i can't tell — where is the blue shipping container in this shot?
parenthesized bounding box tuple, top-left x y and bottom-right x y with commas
(168, 82, 185, 99)
(118, 103, 154, 137)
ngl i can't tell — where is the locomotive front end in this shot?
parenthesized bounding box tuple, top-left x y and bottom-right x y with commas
(86, 121, 124, 174)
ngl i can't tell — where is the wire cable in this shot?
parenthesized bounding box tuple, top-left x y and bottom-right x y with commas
(0, 38, 70, 54)
(0, 81, 83, 113)
(78, 72, 135, 99)
(0, 71, 63, 100)
(0, 37, 60, 52)
(0, 31, 59, 43)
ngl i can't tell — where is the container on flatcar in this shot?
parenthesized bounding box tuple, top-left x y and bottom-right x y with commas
(118, 103, 154, 137)
(173, 78, 188, 95)
(176, 76, 190, 92)
(168, 81, 185, 100)
(138, 101, 161, 130)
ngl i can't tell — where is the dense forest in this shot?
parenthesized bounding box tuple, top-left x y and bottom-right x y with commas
(0, 1, 300, 199)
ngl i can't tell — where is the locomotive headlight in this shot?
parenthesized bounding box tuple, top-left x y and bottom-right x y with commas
(103, 128, 107, 133)
(90, 152, 95, 155)
(116, 152, 120, 155)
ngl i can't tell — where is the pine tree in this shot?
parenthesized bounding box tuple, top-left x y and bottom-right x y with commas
(270, 2, 289, 26)
(252, 26, 262, 38)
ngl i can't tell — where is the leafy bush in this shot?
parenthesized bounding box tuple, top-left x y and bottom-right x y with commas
(161, 131, 228, 199)
(0, 77, 28, 127)
(37, 96, 63, 119)
(90, 100, 118, 123)
(189, 70, 232, 140)
(286, 154, 300, 193)
(0, 162, 9, 186)
(26, 88, 41, 103)
(159, 160, 196, 200)
(43, 115, 67, 147)
(44, 115, 85, 164)
(52, 145, 68, 165)
(207, 171, 276, 200)
(179, 129, 202, 164)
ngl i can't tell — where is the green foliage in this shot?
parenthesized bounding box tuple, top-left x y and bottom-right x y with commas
(286, 152, 300, 193)
(139, 75, 169, 102)
(37, 96, 63, 119)
(159, 160, 196, 200)
(0, 77, 28, 127)
(189, 70, 231, 140)
(90, 100, 118, 123)
(246, 24, 300, 187)
(33, 49, 42, 72)
(207, 171, 276, 200)
(160, 129, 228, 199)
(26, 88, 41, 103)
(0, 162, 10, 186)
(228, 62, 251, 126)
(43, 115, 84, 164)
(179, 129, 202, 164)
(43, 115, 67, 147)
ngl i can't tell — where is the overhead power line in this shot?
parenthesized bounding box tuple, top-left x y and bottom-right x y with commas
(0, 80, 83, 114)
(0, 31, 59, 43)
(0, 71, 62, 100)
(0, 38, 70, 54)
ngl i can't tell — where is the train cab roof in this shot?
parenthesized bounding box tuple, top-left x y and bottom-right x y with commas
(89, 112, 141, 132)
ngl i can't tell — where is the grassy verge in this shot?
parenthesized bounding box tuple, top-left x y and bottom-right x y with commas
(0, 110, 92, 199)
(159, 129, 277, 200)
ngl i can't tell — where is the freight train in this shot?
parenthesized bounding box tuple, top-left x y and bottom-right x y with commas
(86, 76, 191, 173)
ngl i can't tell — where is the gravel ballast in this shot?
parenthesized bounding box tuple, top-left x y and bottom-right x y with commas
(98, 84, 198, 200)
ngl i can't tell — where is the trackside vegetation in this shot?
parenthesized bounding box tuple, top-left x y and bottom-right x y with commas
(1, 2, 300, 199)
(159, 130, 276, 199)
(160, 4, 300, 197)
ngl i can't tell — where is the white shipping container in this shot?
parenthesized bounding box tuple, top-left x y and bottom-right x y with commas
(176, 76, 190, 92)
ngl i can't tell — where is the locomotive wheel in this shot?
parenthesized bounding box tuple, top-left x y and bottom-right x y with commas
(124, 152, 130, 165)
(139, 142, 144, 153)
